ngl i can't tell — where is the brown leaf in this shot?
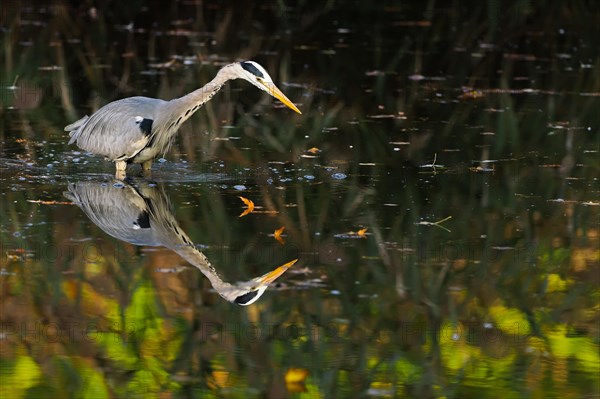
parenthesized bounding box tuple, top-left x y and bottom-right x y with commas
(27, 200, 74, 205)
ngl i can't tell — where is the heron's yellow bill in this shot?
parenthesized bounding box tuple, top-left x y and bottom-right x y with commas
(258, 259, 298, 285)
(262, 82, 302, 114)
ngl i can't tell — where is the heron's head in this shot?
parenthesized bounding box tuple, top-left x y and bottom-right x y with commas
(235, 61, 302, 114)
(220, 259, 297, 305)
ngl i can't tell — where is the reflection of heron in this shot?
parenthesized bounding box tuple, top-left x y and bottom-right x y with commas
(65, 61, 301, 178)
(64, 179, 295, 305)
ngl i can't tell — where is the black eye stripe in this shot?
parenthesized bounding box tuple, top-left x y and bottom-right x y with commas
(240, 62, 264, 78)
(234, 290, 259, 305)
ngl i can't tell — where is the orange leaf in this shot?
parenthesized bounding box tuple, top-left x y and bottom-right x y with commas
(307, 147, 320, 154)
(274, 226, 285, 245)
(357, 228, 368, 237)
(238, 196, 255, 217)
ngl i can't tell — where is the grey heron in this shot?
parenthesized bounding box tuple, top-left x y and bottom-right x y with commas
(65, 61, 301, 178)
(64, 179, 296, 305)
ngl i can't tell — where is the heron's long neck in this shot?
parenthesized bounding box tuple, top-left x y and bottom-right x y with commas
(163, 226, 233, 292)
(161, 68, 234, 131)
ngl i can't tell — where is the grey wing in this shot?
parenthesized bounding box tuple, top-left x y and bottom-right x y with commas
(64, 181, 162, 246)
(65, 97, 163, 161)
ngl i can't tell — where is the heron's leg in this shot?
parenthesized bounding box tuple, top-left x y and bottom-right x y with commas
(115, 161, 127, 180)
(142, 160, 153, 171)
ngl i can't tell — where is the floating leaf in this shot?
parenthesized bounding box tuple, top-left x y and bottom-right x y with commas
(342, 228, 368, 238)
(238, 196, 255, 217)
(415, 216, 452, 232)
(27, 199, 74, 205)
(285, 368, 309, 384)
(274, 226, 285, 244)
(208, 370, 230, 389)
(307, 147, 320, 154)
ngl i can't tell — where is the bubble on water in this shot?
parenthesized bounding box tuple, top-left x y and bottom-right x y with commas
(304, 175, 315, 180)
(13, 231, 21, 237)
(233, 185, 246, 191)
(158, 158, 167, 163)
(331, 172, 347, 180)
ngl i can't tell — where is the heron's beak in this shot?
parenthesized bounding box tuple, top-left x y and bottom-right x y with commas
(257, 259, 298, 286)
(262, 82, 302, 114)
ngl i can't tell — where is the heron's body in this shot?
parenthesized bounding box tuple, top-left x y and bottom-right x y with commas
(65, 62, 301, 177)
(64, 179, 295, 305)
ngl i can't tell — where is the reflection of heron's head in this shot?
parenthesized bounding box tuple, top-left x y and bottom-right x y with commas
(220, 259, 297, 306)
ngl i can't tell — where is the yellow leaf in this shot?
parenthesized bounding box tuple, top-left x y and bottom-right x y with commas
(357, 228, 368, 237)
(285, 368, 309, 384)
(238, 196, 255, 217)
(274, 226, 285, 244)
(208, 370, 230, 389)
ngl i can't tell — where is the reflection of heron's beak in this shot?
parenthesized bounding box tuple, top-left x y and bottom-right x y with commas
(262, 82, 302, 114)
(257, 259, 298, 286)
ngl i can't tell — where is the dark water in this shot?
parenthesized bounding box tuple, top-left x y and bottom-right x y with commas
(1, 2, 599, 398)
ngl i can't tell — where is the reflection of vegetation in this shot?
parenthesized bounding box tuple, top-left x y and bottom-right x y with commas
(1, 1, 598, 398)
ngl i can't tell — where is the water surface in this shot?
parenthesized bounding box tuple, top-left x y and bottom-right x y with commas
(1, 2, 599, 398)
